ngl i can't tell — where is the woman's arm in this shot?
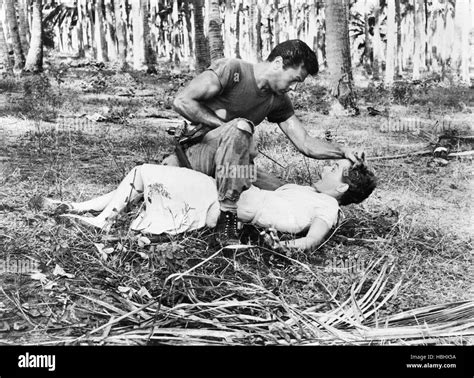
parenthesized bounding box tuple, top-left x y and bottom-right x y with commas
(280, 218, 331, 251)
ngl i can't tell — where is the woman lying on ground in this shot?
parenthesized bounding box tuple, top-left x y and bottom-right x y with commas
(42, 160, 377, 251)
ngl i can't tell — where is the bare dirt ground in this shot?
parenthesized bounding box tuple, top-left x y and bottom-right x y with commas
(0, 58, 472, 345)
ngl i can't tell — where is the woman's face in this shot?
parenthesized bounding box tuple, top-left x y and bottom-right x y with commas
(320, 159, 353, 189)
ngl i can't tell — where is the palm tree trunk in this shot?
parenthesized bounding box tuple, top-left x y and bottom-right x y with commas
(384, 0, 396, 85)
(249, 0, 256, 61)
(455, 0, 471, 84)
(95, 0, 108, 62)
(208, 0, 224, 62)
(4, 0, 25, 71)
(317, 4, 326, 68)
(86, 1, 95, 58)
(287, 0, 293, 39)
(248, 0, 262, 61)
(430, 8, 442, 74)
(423, 0, 429, 70)
(273, 0, 279, 46)
(64, 18, 73, 53)
(164, 4, 173, 61)
(193, 0, 209, 71)
(304, 6, 309, 43)
(413, 0, 424, 80)
(256, 1, 262, 60)
(403, 6, 412, 71)
(17, 0, 28, 52)
(131, 0, 146, 70)
(267, 8, 273, 51)
(0, 0, 12, 73)
(395, 0, 402, 76)
(113, 0, 127, 70)
(76, 0, 85, 57)
(171, 0, 181, 63)
(234, 0, 241, 58)
(104, 0, 117, 61)
(363, 0, 372, 75)
(24, 0, 41, 72)
(308, 2, 317, 51)
(224, 0, 232, 58)
(325, 0, 357, 114)
(372, 1, 382, 80)
(183, 0, 193, 58)
(142, 0, 156, 68)
(156, 2, 166, 58)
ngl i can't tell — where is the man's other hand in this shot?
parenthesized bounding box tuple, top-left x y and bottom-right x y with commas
(342, 148, 366, 166)
(261, 228, 287, 253)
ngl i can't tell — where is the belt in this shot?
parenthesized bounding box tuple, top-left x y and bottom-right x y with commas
(166, 122, 211, 169)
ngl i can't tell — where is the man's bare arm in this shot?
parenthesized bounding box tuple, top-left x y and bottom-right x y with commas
(278, 115, 365, 163)
(281, 218, 330, 251)
(173, 71, 225, 129)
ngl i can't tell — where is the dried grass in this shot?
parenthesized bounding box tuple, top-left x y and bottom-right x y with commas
(56, 254, 472, 346)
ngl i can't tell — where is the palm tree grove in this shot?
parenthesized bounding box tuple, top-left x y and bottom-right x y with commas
(0, 0, 472, 368)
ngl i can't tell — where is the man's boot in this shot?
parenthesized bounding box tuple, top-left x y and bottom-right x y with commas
(215, 210, 240, 247)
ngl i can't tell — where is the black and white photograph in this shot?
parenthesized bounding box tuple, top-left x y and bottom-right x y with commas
(0, 0, 472, 375)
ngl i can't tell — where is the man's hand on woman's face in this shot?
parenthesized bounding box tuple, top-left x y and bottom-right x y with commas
(342, 148, 366, 167)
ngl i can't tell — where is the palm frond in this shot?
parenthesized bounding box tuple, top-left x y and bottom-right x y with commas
(58, 256, 473, 345)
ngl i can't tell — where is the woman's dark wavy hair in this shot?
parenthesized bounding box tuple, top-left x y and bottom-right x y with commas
(339, 164, 377, 206)
(266, 39, 319, 75)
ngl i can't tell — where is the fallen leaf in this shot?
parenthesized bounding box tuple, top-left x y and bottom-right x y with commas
(38, 234, 51, 242)
(94, 243, 115, 260)
(13, 321, 28, 331)
(0, 321, 10, 332)
(67, 304, 80, 322)
(39, 307, 52, 317)
(44, 281, 57, 290)
(137, 286, 152, 299)
(137, 236, 151, 248)
(116, 242, 127, 252)
(30, 272, 48, 283)
(118, 286, 130, 293)
(434, 157, 449, 166)
(94, 243, 108, 261)
(53, 264, 75, 279)
(85, 112, 107, 122)
(28, 308, 42, 317)
(293, 274, 307, 283)
(137, 250, 149, 259)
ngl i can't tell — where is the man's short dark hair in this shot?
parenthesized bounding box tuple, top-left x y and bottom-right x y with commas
(267, 39, 319, 75)
(339, 164, 377, 206)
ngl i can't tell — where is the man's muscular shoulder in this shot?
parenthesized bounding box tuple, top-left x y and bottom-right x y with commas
(209, 57, 243, 72)
(208, 58, 245, 90)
